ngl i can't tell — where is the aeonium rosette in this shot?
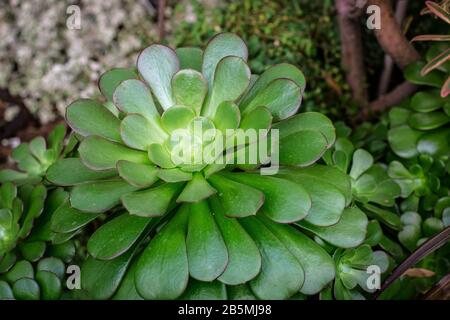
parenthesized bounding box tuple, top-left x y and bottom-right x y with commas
(45, 33, 370, 300)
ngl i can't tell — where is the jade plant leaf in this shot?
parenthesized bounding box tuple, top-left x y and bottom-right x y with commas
(121, 114, 167, 150)
(135, 207, 189, 300)
(388, 125, 423, 158)
(47, 158, 116, 186)
(66, 99, 121, 142)
(240, 216, 304, 300)
(121, 183, 183, 217)
(98, 68, 137, 101)
(112, 79, 158, 119)
(203, 56, 251, 118)
(172, 69, 207, 116)
(117, 161, 158, 188)
(81, 248, 135, 300)
(180, 279, 227, 300)
(258, 216, 335, 295)
(210, 197, 261, 285)
(70, 180, 138, 213)
(222, 172, 311, 223)
(202, 33, 248, 88)
(79, 136, 150, 170)
(35, 270, 62, 300)
(186, 201, 228, 281)
(207, 174, 264, 218)
(175, 47, 203, 71)
(137, 44, 179, 109)
(88, 213, 152, 260)
(177, 172, 216, 203)
(297, 207, 368, 248)
(241, 79, 302, 121)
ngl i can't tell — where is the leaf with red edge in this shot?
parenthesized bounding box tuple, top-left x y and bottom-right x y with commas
(421, 48, 450, 76)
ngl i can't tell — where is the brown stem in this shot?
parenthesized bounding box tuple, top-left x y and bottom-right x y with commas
(368, 0, 420, 69)
(377, 0, 409, 96)
(336, 0, 369, 107)
(370, 81, 418, 112)
(157, 0, 166, 42)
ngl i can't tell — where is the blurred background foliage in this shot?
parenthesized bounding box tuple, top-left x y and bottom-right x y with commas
(0, 0, 444, 142)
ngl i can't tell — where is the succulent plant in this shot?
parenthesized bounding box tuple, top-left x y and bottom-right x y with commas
(411, 0, 450, 98)
(0, 179, 77, 300)
(38, 33, 383, 300)
(332, 245, 390, 300)
(0, 125, 75, 185)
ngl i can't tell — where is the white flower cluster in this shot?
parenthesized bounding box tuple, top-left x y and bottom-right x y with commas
(0, 0, 157, 123)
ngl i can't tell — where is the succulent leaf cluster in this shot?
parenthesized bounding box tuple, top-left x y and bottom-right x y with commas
(34, 33, 382, 300)
(0, 181, 76, 300)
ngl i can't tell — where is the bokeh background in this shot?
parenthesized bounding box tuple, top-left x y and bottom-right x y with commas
(0, 0, 439, 164)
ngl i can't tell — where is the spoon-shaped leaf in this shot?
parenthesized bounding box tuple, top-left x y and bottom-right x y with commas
(207, 174, 264, 218)
(388, 125, 423, 158)
(389, 107, 411, 127)
(417, 128, 450, 157)
(176, 47, 203, 71)
(297, 207, 368, 248)
(36, 257, 65, 279)
(350, 149, 374, 180)
(112, 79, 159, 119)
(227, 284, 257, 300)
(135, 206, 189, 300)
(223, 173, 311, 223)
(240, 216, 304, 300)
(79, 136, 150, 170)
(202, 33, 248, 87)
(137, 44, 179, 110)
(239, 106, 272, 134)
(157, 168, 192, 183)
(117, 160, 158, 188)
(240, 63, 306, 108)
(5, 260, 34, 283)
(210, 197, 261, 285)
(81, 248, 135, 299)
(405, 61, 445, 87)
(213, 101, 241, 132)
(99, 68, 136, 101)
(121, 182, 184, 217)
(410, 90, 445, 112)
(0, 281, 14, 299)
(241, 79, 301, 121)
(121, 114, 167, 150)
(66, 99, 121, 142)
(203, 56, 251, 118)
(147, 143, 176, 169)
(51, 200, 100, 233)
(112, 260, 144, 300)
(12, 278, 40, 300)
(258, 215, 335, 295)
(35, 270, 62, 300)
(88, 213, 152, 260)
(186, 201, 228, 281)
(172, 70, 207, 116)
(70, 180, 138, 213)
(280, 173, 345, 227)
(408, 111, 449, 130)
(177, 172, 216, 203)
(180, 280, 227, 300)
(161, 105, 196, 133)
(47, 158, 116, 186)
(279, 130, 328, 166)
(274, 112, 336, 147)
